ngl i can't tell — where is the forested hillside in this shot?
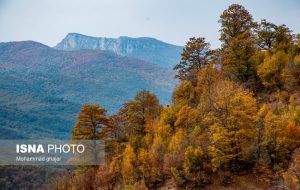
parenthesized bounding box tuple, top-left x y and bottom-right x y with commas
(0, 41, 176, 139)
(52, 4, 300, 190)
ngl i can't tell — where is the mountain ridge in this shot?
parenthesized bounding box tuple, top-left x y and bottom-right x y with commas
(54, 33, 183, 68)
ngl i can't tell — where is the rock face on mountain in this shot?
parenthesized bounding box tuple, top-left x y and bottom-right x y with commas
(0, 41, 176, 139)
(54, 33, 182, 68)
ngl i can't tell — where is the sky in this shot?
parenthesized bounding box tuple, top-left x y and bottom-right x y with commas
(0, 0, 299, 48)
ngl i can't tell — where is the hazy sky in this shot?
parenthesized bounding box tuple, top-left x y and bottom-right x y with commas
(0, 0, 299, 48)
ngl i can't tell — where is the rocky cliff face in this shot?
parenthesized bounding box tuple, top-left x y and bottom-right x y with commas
(54, 33, 182, 68)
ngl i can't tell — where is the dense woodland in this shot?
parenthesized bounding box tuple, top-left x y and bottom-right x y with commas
(54, 4, 300, 190)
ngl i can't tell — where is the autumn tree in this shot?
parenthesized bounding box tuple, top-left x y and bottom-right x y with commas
(121, 144, 136, 185)
(72, 104, 112, 183)
(257, 51, 288, 89)
(294, 34, 300, 48)
(262, 101, 300, 170)
(159, 105, 178, 130)
(123, 90, 162, 150)
(165, 128, 188, 172)
(273, 24, 293, 52)
(174, 37, 214, 85)
(173, 81, 196, 108)
(207, 80, 258, 172)
(140, 136, 166, 188)
(283, 55, 300, 92)
(174, 105, 198, 128)
(283, 149, 300, 189)
(104, 111, 127, 162)
(72, 104, 111, 140)
(196, 64, 223, 110)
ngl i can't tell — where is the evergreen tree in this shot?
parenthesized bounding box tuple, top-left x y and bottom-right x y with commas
(219, 4, 255, 46)
(219, 4, 257, 86)
(254, 19, 277, 50)
(174, 37, 214, 85)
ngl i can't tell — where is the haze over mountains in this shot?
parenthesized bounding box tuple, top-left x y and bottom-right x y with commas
(0, 34, 182, 139)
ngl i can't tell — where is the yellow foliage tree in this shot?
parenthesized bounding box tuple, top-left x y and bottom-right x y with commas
(174, 105, 198, 128)
(257, 51, 288, 89)
(207, 80, 258, 171)
(164, 129, 187, 172)
(121, 144, 136, 184)
(262, 104, 300, 169)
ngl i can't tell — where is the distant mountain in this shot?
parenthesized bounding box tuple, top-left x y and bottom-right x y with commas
(0, 41, 176, 139)
(54, 33, 182, 68)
